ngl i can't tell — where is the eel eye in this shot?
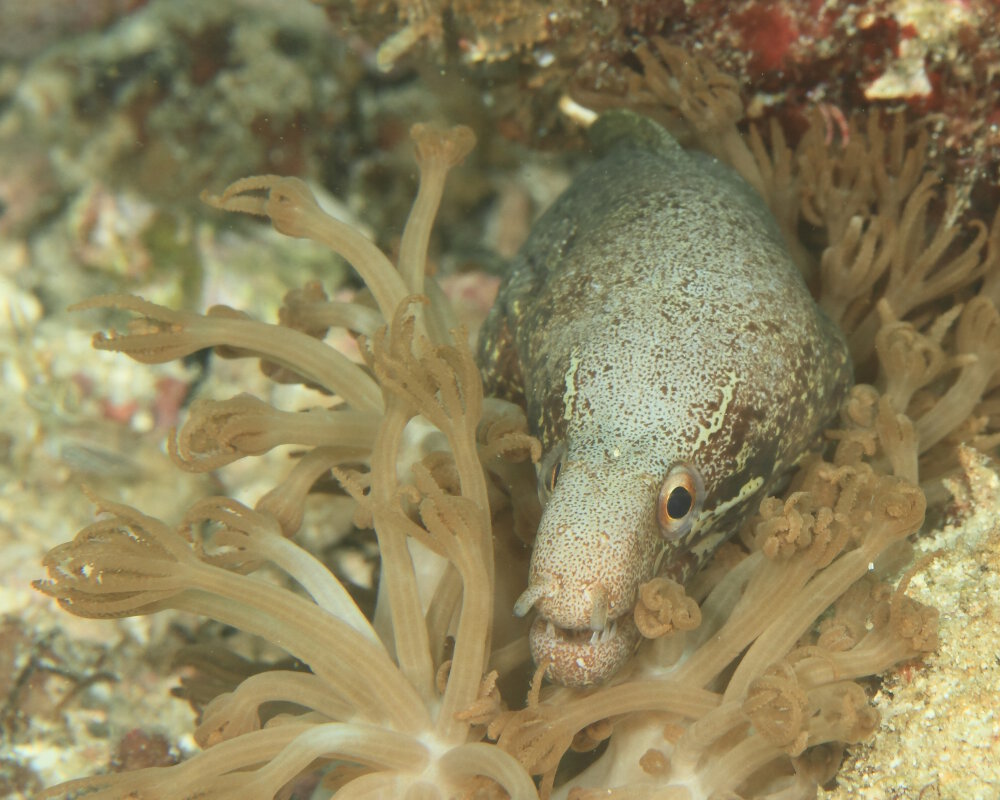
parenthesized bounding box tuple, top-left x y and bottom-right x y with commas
(548, 461, 561, 492)
(657, 464, 704, 540)
(537, 444, 567, 503)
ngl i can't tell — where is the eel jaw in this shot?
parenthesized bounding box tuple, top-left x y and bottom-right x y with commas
(528, 614, 642, 687)
(515, 579, 642, 686)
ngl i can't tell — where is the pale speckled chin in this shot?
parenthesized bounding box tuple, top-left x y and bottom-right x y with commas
(529, 614, 643, 688)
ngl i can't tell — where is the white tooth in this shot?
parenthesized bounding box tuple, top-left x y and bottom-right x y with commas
(588, 583, 610, 632)
(546, 621, 556, 638)
(589, 630, 600, 646)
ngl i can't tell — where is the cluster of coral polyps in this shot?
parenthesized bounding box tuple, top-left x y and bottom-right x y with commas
(35, 46, 1000, 800)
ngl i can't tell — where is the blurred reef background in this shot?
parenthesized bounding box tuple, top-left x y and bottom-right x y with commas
(1, 0, 998, 797)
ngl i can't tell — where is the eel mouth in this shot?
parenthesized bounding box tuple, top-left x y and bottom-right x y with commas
(528, 613, 642, 687)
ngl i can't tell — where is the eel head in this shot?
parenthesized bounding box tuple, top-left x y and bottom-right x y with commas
(514, 444, 709, 686)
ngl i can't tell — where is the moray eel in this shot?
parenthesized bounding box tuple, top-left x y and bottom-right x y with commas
(477, 111, 851, 687)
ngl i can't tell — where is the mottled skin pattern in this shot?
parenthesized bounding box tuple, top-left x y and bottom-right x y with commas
(478, 112, 851, 686)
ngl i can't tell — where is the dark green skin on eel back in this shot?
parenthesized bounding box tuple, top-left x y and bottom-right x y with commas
(477, 112, 852, 687)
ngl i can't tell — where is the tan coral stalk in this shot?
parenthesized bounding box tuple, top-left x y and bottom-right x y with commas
(873, 398, 920, 484)
(417, 480, 493, 741)
(364, 300, 498, 739)
(873, 299, 956, 414)
(280, 280, 384, 338)
(359, 305, 446, 703)
(438, 743, 539, 799)
(670, 699, 748, 770)
(697, 725, 792, 795)
(631, 39, 753, 191)
(745, 117, 815, 271)
(73, 294, 383, 412)
(35, 493, 429, 732)
(722, 477, 924, 702)
(398, 124, 476, 297)
(916, 296, 1000, 451)
(798, 119, 874, 241)
(820, 214, 893, 332)
(255, 445, 365, 536)
(867, 113, 929, 218)
(182, 498, 379, 644)
(171, 394, 380, 471)
(368, 397, 438, 702)
(203, 176, 410, 324)
(38, 722, 316, 800)
(499, 681, 719, 774)
(196, 671, 352, 745)
(848, 178, 989, 362)
(974, 208, 1000, 307)
(205, 723, 430, 799)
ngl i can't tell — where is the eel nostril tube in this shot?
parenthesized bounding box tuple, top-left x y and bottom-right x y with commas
(587, 582, 609, 631)
(513, 578, 553, 617)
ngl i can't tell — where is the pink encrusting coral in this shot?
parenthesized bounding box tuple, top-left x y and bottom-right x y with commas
(33, 44, 1000, 800)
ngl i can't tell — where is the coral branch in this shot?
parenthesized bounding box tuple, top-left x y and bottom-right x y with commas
(203, 176, 409, 324)
(73, 294, 383, 412)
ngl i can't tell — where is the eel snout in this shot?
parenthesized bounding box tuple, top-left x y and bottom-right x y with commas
(512, 463, 659, 685)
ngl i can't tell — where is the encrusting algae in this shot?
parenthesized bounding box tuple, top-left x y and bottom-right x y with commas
(33, 43, 1000, 799)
